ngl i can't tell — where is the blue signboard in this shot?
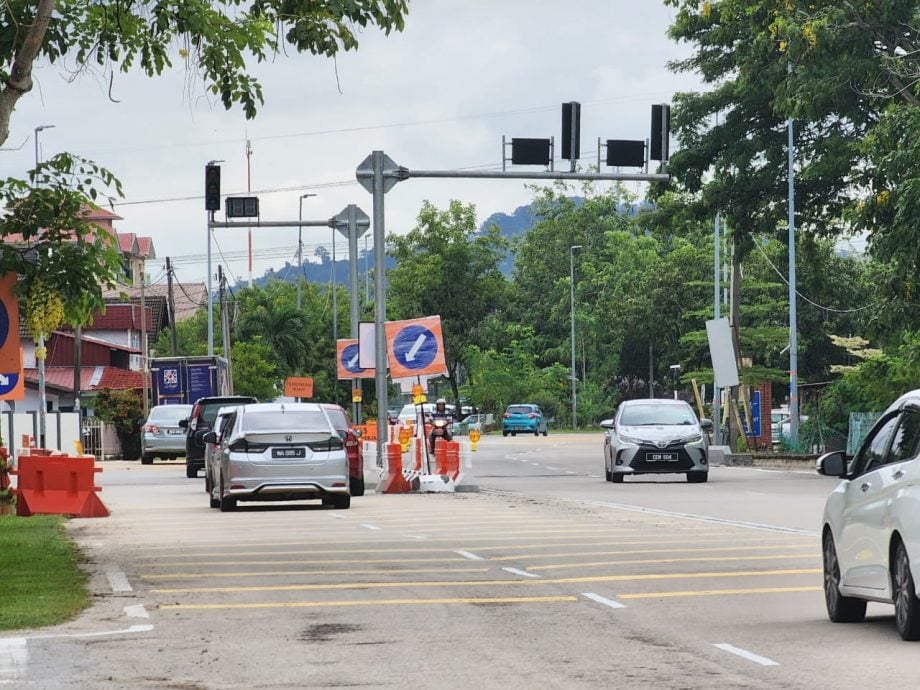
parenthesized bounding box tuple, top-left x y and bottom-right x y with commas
(0, 373, 20, 396)
(391, 324, 438, 371)
(341, 343, 366, 375)
(742, 390, 762, 438)
(187, 363, 214, 404)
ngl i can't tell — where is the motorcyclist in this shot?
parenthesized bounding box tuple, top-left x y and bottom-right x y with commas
(429, 398, 454, 451)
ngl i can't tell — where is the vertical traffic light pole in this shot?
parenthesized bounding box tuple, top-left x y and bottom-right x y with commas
(204, 163, 222, 357)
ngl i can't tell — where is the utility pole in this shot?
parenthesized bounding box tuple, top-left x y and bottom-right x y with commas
(166, 257, 178, 356)
(140, 273, 149, 417)
(35, 124, 55, 447)
(219, 265, 233, 394)
(569, 244, 582, 429)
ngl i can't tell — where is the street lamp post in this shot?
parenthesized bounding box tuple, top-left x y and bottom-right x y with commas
(570, 244, 583, 430)
(297, 193, 317, 309)
(34, 124, 55, 447)
(670, 364, 680, 400)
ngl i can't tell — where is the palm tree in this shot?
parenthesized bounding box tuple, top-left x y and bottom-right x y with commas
(235, 292, 309, 377)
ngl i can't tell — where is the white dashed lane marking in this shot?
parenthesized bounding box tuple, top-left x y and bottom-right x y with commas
(714, 643, 779, 667)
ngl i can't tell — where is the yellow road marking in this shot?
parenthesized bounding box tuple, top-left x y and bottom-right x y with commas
(618, 586, 822, 599)
(488, 541, 815, 561)
(150, 568, 820, 594)
(135, 536, 812, 564)
(141, 567, 491, 580)
(160, 595, 579, 611)
(528, 553, 819, 571)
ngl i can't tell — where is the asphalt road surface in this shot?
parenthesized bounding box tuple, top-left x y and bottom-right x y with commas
(2, 433, 917, 689)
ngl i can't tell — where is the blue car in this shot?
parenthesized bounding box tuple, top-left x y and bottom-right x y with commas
(502, 404, 548, 437)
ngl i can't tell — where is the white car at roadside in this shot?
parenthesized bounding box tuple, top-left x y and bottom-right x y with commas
(817, 389, 920, 640)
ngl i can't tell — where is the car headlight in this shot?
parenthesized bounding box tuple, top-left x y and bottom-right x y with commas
(616, 433, 646, 446)
(680, 434, 704, 444)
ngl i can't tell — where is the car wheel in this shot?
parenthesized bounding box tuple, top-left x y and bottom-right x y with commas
(605, 463, 612, 482)
(502, 430, 508, 437)
(512, 432, 517, 437)
(350, 476, 365, 497)
(534, 428, 539, 437)
(543, 428, 548, 437)
(687, 472, 708, 483)
(187, 463, 199, 478)
(893, 540, 920, 640)
(218, 472, 236, 513)
(141, 454, 153, 465)
(610, 473, 624, 484)
(822, 530, 866, 623)
(208, 478, 220, 509)
(324, 495, 351, 510)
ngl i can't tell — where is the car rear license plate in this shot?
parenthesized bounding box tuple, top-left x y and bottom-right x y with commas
(646, 452, 678, 462)
(167, 429, 183, 435)
(272, 447, 306, 459)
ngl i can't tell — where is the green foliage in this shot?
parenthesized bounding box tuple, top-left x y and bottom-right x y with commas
(231, 341, 278, 400)
(0, 154, 125, 326)
(387, 200, 510, 400)
(91, 388, 144, 460)
(0, 515, 90, 631)
(820, 332, 920, 433)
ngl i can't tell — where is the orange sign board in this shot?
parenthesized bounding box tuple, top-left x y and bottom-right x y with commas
(336, 339, 374, 379)
(384, 316, 447, 379)
(284, 376, 314, 398)
(0, 274, 24, 400)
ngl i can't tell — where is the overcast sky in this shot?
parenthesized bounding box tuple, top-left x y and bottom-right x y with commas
(2, 1, 702, 287)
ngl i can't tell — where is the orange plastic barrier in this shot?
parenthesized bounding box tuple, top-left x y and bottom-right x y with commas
(434, 442, 448, 475)
(363, 420, 378, 441)
(379, 442, 410, 494)
(445, 441, 461, 480)
(11, 454, 109, 518)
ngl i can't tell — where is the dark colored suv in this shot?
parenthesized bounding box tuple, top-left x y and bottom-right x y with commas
(180, 395, 257, 478)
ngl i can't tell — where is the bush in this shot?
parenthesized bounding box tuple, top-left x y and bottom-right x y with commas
(91, 388, 144, 461)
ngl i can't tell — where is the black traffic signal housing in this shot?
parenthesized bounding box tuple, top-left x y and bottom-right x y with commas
(650, 104, 671, 162)
(205, 165, 221, 211)
(561, 101, 581, 162)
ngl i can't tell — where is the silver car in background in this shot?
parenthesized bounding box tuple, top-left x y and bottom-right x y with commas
(602, 399, 712, 484)
(141, 404, 193, 464)
(204, 402, 351, 512)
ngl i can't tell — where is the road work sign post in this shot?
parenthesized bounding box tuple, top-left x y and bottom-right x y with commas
(356, 151, 670, 468)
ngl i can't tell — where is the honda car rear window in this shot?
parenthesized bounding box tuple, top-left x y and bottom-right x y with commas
(242, 411, 329, 432)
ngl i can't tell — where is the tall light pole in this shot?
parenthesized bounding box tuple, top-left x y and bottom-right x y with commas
(34, 125, 55, 447)
(297, 193, 317, 309)
(206, 159, 224, 357)
(786, 62, 799, 447)
(570, 244, 583, 430)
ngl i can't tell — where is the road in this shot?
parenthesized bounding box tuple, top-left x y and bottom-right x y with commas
(1, 433, 917, 689)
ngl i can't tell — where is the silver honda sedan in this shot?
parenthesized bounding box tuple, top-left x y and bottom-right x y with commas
(205, 402, 351, 512)
(601, 399, 712, 483)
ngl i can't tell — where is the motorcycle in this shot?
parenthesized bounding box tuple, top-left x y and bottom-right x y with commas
(429, 417, 453, 452)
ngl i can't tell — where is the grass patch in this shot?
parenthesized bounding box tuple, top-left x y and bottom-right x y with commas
(0, 515, 90, 631)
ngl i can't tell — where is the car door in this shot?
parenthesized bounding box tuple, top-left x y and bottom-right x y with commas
(837, 412, 900, 591)
(879, 408, 920, 591)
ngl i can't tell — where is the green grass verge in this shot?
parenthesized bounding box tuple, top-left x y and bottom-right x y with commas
(0, 514, 90, 631)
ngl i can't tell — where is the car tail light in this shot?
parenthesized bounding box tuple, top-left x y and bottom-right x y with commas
(189, 404, 201, 430)
(503, 413, 511, 419)
(345, 433, 358, 448)
(229, 439, 268, 453)
(528, 413, 536, 419)
(308, 438, 345, 452)
(143, 424, 161, 434)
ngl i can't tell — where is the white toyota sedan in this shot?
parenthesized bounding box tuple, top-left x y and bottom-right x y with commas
(817, 389, 920, 640)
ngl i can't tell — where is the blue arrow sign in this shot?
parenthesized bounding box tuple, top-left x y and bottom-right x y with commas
(341, 343, 366, 375)
(0, 372, 19, 396)
(0, 298, 9, 351)
(392, 325, 438, 371)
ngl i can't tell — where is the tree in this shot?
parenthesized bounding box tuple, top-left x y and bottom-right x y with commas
(232, 341, 278, 400)
(0, 0, 408, 146)
(387, 200, 510, 402)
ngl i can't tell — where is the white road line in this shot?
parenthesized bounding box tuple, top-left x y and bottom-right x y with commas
(407, 535, 428, 540)
(501, 567, 541, 579)
(0, 638, 27, 683)
(588, 474, 602, 478)
(565, 471, 576, 475)
(361, 524, 382, 531)
(581, 592, 627, 609)
(328, 513, 346, 519)
(455, 550, 485, 561)
(106, 566, 133, 593)
(124, 605, 149, 619)
(714, 643, 779, 667)
(546, 466, 559, 471)
(8, 625, 154, 642)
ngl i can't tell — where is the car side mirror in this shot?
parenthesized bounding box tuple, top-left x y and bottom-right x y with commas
(700, 418, 714, 432)
(600, 419, 614, 429)
(178, 419, 188, 429)
(817, 451, 847, 477)
(201, 431, 218, 445)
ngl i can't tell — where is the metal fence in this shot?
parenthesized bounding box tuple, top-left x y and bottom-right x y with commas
(80, 420, 121, 460)
(847, 412, 882, 456)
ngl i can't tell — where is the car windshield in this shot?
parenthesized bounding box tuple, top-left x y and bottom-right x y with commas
(149, 405, 192, 422)
(620, 404, 697, 426)
(507, 406, 535, 415)
(242, 410, 329, 432)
